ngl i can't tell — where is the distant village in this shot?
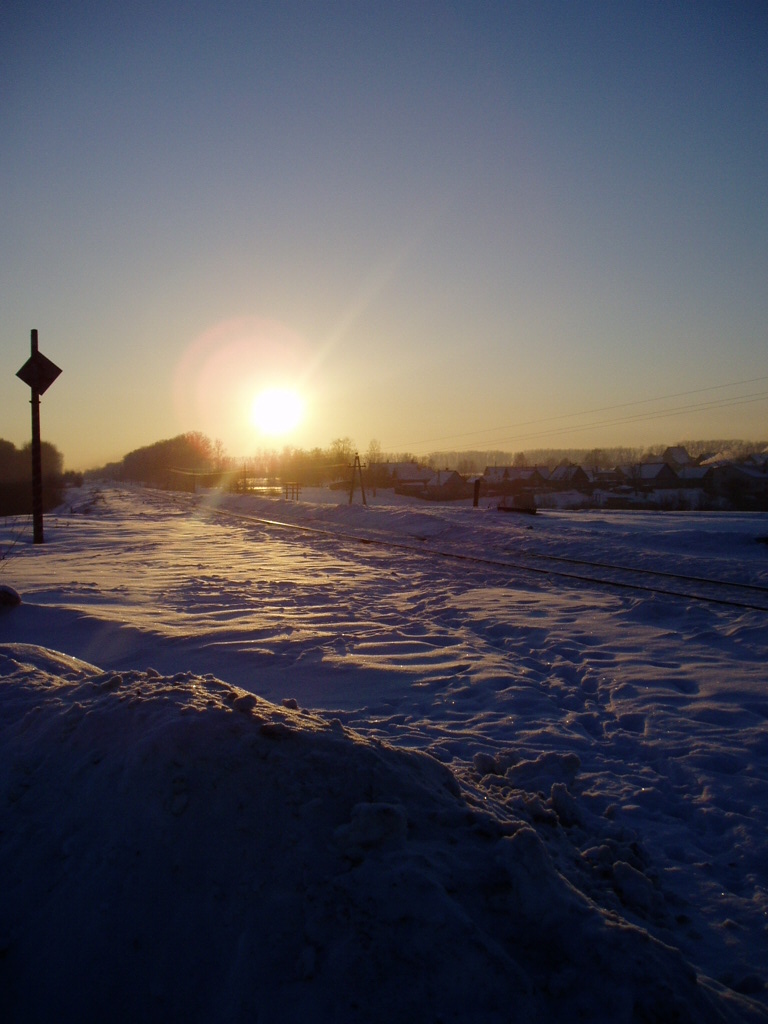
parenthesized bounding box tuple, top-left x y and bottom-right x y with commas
(369, 446, 768, 511)
(78, 433, 768, 514)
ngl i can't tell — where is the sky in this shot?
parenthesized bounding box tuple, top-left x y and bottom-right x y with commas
(2, 1, 767, 470)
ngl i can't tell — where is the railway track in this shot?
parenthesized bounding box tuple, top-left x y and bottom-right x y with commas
(501, 550, 768, 612)
(207, 504, 768, 614)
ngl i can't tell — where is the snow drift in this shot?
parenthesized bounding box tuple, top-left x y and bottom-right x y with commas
(1, 644, 761, 1023)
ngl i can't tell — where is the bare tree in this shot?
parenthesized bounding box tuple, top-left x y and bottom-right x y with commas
(330, 437, 355, 466)
(366, 438, 382, 466)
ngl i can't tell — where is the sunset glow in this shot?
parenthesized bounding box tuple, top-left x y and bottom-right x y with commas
(2, 5, 766, 469)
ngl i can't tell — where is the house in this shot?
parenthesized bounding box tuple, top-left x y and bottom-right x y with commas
(676, 466, 714, 491)
(548, 464, 590, 491)
(710, 463, 768, 507)
(616, 463, 679, 490)
(424, 470, 469, 500)
(483, 466, 549, 493)
(662, 446, 697, 469)
(370, 462, 432, 487)
(590, 468, 624, 490)
(483, 466, 511, 486)
(745, 452, 768, 472)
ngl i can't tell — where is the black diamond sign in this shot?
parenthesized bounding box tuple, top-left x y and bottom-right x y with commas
(17, 350, 62, 395)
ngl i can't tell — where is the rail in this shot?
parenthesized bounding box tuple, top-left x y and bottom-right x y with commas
(204, 505, 768, 614)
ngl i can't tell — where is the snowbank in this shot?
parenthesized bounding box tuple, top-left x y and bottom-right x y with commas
(1, 645, 760, 1023)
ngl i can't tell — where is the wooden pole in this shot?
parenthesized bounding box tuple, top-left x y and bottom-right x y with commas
(16, 329, 61, 544)
(30, 330, 44, 544)
(349, 454, 367, 505)
(358, 455, 367, 506)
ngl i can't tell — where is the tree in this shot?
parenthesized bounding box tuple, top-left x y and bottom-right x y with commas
(366, 438, 382, 467)
(121, 433, 218, 486)
(0, 440, 18, 482)
(211, 438, 227, 470)
(329, 437, 355, 467)
(21, 440, 64, 479)
(0, 438, 65, 514)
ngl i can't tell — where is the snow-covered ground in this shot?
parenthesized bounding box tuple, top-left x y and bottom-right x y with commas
(1, 483, 767, 1022)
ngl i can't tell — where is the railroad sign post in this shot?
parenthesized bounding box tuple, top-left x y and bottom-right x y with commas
(16, 329, 62, 544)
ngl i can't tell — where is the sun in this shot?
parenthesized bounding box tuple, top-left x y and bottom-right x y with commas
(251, 387, 305, 437)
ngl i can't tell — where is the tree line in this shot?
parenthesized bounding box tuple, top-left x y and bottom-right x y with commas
(89, 432, 768, 493)
(94, 434, 384, 488)
(0, 438, 66, 515)
(421, 440, 767, 474)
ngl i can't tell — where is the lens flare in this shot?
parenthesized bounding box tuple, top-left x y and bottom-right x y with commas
(172, 316, 309, 452)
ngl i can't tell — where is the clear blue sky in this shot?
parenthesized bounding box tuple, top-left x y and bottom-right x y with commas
(2, 1, 766, 469)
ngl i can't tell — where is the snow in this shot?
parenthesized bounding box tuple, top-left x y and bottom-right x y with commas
(1, 483, 767, 1022)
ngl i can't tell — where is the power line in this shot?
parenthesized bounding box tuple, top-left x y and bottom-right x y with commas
(452, 390, 768, 453)
(384, 375, 768, 455)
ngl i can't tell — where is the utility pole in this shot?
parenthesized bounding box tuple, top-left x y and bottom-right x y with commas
(348, 453, 367, 505)
(16, 330, 62, 544)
